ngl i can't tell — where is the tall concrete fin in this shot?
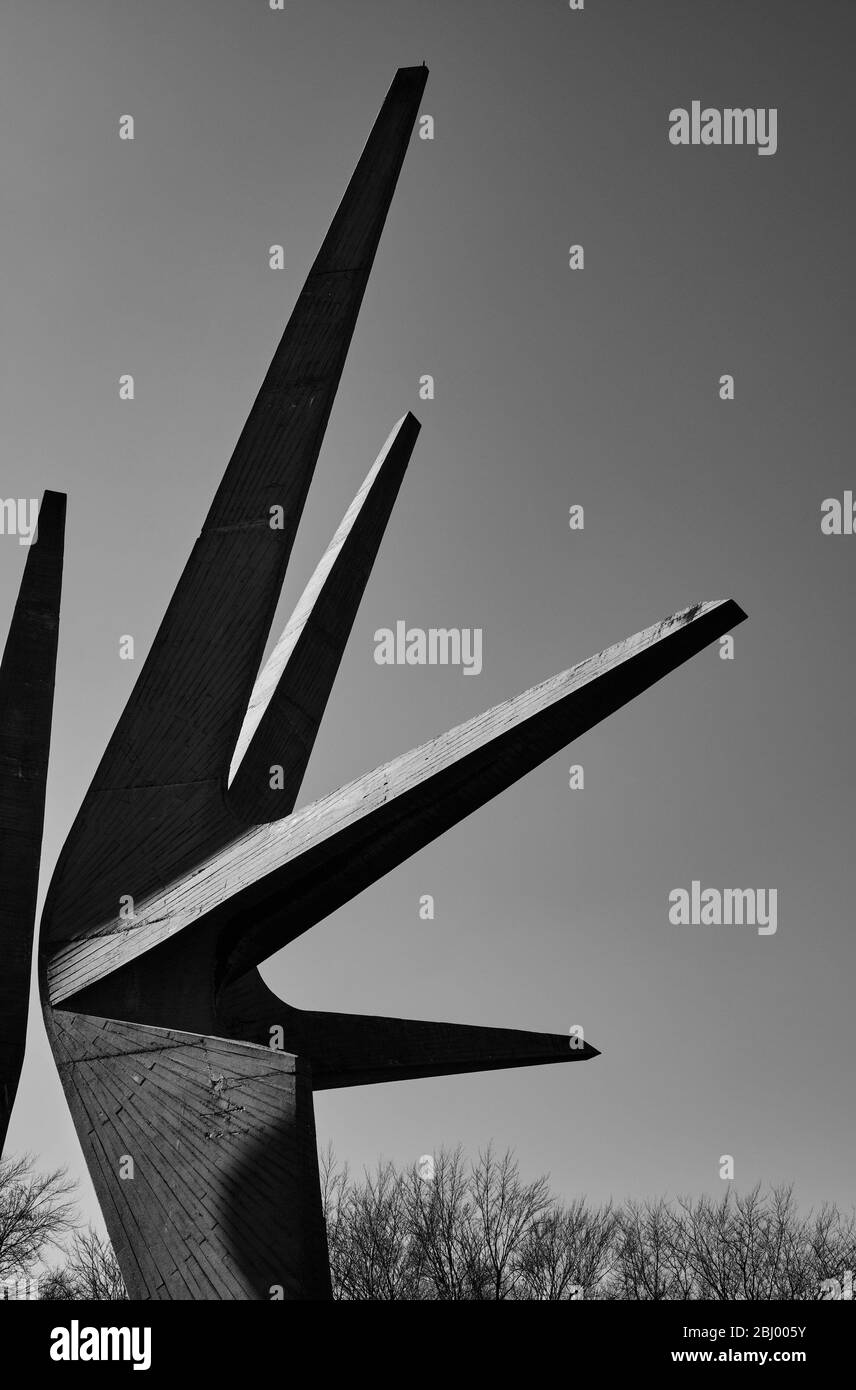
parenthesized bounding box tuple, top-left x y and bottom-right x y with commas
(228, 413, 420, 822)
(41, 66, 428, 951)
(0, 490, 64, 1149)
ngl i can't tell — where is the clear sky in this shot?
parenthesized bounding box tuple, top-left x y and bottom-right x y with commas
(2, 0, 854, 1230)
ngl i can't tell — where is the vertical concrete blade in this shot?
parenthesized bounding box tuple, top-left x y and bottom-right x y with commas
(228, 412, 420, 821)
(0, 490, 64, 1149)
(41, 67, 428, 954)
(92, 65, 428, 795)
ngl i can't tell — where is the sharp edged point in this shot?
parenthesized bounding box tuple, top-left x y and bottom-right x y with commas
(706, 598, 747, 620)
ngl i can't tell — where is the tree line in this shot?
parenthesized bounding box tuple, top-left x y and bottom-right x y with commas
(322, 1145, 854, 1300)
(2, 1147, 853, 1300)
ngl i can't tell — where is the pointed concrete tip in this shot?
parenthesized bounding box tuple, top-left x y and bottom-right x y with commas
(38, 490, 67, 517)
(685, 598, 748, 625)
(391, 410, 420, 431)
(553, 1033, 600, 1061)
(378, 412, 420, 460)
(34, 491, 67, 546)
(707, 598, 748, 625)
(394, 65, 429, 96)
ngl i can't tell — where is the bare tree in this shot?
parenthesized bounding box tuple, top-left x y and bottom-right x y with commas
(63, 1229, 127, 1300)
(667, 1185, 856, 1301)
(466, 1146, 552, 1299)
(806, 1201, 856, 1299)
(320, 1142, 355, 1299)
(330, 1158, 423, 1300)
(0, 1153, 76, 1286)
(520, 1197, 618, 1300)
(612, 1198, 689, 1300)
(403, 1145, 482, 1300)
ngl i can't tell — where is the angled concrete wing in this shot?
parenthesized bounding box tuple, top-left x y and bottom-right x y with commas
(0, 490, 64, 1150)
(45, 597, 745, 1003)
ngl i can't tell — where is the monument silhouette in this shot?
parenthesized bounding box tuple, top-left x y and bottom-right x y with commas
(34, 67, 746, 1299)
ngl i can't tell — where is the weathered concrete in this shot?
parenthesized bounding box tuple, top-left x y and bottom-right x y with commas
(51, 1012, 329, 1300)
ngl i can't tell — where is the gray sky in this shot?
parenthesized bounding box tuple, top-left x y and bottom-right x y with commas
(3, 0, 854, 1229)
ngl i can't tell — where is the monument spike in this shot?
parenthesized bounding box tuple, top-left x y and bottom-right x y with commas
(291, 1012, 598, 1090)
(0, 490, 64, 1150)
(46, 598, 743, 1009)
(217, 599, 744, 985)
(228, 412, 420, 822)
(41, 66, 428, 955)
(216, 971, 599, 1088)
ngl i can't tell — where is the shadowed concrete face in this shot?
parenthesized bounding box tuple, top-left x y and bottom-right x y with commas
(49, 1013, 329, 1300)
(0, 490, 64, 1152)
(38, 66, 745, 1300)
